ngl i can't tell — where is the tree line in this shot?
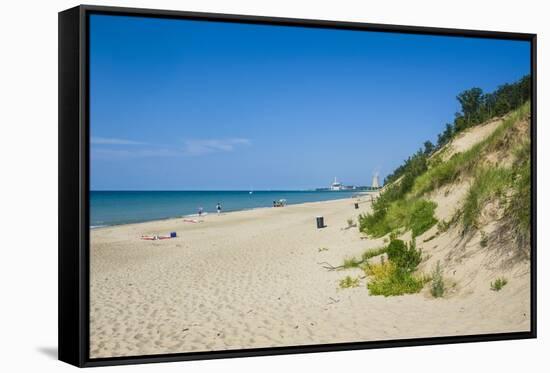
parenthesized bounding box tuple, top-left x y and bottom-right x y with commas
(384, 75, 531, 186)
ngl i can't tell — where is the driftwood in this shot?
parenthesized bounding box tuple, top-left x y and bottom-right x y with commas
(317, 261, 346, 271)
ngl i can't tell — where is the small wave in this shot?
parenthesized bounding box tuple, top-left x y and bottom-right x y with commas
(184, 212, 209, 217)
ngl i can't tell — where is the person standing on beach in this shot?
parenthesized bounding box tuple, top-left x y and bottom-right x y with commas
(198, 207, 203, 217)
(216, 203, 222, 215)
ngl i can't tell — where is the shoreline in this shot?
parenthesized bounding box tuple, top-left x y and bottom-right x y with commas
(90, 191, 372, 230)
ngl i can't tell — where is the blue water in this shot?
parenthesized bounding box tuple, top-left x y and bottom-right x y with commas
(90, 190, 359, 227)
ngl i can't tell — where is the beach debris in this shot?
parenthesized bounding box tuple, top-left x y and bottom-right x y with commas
(317, 261, 344, 271)
(183, 218, 203, 223)
(327, 297, 340, 305)
(140, 232, 177, 240)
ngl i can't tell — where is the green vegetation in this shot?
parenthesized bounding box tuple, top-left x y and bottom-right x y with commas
(366, 261, 427, 297)
(364, 239, 428, 296)
(339, 276, 360, 289)
(339, 76, 531, 297)
(359, 198, 437, 238)
(361, 246, 387, 261)
(384, 75, 530, 186)
(360, 99, 530, 242)
(413, 102, 530, 198)
(460, 103, 531, 234)
(386, 239, 422, 272)
(430, 261, 445, 298)
(507, 140, 531, 245)
(342, 257, 362, 269)
(463, 168, 513, 230)
(490, 277, 508, 291)
(340, 246, 387, 269)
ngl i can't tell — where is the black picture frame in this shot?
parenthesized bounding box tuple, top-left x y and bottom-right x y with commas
(59, 4, 537, 368)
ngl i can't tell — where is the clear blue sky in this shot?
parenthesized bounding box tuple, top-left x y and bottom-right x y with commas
(89, 14, 530, 191)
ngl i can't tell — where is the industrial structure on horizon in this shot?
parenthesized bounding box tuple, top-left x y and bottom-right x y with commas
(316, 174, 382, 192)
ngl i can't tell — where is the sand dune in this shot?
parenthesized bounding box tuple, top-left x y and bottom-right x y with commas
(90, 193, 530, 358)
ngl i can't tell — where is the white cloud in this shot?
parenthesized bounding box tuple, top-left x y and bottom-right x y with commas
(182, 138, 251, 156)
(91, 137, 145, 145)
(91, 138, 251, 159)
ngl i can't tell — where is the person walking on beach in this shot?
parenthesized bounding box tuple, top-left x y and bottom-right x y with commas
(216, 203, 222, 215)
(198, 207, 203, 217)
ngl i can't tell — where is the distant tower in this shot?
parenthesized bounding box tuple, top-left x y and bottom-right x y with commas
(372, 172, 380, 189)
(331, 177, 343, 191)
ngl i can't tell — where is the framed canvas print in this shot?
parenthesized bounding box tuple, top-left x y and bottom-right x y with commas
(58, 5, 537, 367)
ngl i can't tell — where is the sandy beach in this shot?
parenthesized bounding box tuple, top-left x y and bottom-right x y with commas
(90, 193, 530, 358)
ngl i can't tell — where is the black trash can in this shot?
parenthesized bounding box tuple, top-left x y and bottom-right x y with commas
(316, 216, 325, 229)
(354, 202, 359, 209)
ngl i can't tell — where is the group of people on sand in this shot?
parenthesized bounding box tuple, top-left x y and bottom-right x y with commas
(197, 203, 222, 216)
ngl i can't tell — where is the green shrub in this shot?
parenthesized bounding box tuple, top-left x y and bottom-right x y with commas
(409, 200, 439, 237)
(364, 239, 427, 296)
(490, 277, 508, 291)
(366, 261, 427, 296)
(386, 239, 422, 272)
(430, 261, 445, 298)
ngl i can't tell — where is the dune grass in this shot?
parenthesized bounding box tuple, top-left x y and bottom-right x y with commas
(462, 168, 513, 230)
(341, 246, 387, 269)
(359, 198, 437, 238)
(507, 140, 531, 242)
(430, 261, 445, 298)
(412, 102, 530, 198)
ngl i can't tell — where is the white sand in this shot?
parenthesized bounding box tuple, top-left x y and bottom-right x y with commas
(90, 193, 530, 358)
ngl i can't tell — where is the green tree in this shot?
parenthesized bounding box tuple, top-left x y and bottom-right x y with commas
(423, 140, 435, 155)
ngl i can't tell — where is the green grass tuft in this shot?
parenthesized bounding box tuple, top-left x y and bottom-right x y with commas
(430, 261, 445, 298)
(339, 247, 387, 269)
(339, 276, 360, 289)
(361, 246, 387, 261)
(490, 277, 508, 291)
